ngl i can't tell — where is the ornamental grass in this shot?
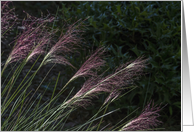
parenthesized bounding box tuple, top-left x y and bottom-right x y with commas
(1, 2, 165, 131)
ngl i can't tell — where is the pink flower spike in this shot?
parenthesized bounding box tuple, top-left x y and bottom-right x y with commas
(1, 1, 18, 36)
(4, 12, 55, 67)
(64, 56, 148, 108)
(103, 56, 148, 104)
(70, 47, 106, 81)
(121, 101, 164, 131)
(43, 19, 85, 68)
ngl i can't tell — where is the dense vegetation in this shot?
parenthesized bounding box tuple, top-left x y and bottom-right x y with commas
(2, 1, 181, 130)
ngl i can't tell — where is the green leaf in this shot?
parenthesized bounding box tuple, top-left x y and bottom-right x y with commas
(154, 76, 163, 84)
(169, 106, 173, 116)
(135, 6, 140, 13)
(130, 45, 139, 56)
(116, 5, 121, 14)
(173, 102, 181, 109)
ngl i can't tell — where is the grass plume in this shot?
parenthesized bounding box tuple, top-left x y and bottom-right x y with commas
(1, 2, 165, 131)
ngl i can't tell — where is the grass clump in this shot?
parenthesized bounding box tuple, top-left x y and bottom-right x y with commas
(1, 2, 165, 131)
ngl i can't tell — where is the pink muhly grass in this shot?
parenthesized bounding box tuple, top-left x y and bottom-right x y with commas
(69, 47, 106, 82)
(64, 56, 148, 108)
(4, 12, 55, 67)
(43, 19, 85, 68)
(58, 47, 106, 97)
(1, 1, 18, 36)
(103, 56, 148, 104)
(121, 101, 163, 131)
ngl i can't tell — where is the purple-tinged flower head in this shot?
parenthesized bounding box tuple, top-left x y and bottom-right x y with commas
(121, 101, 164, 131)
(69, 47, 106, 81)
(101, 56, 148, 104)
(103, 56, 148, 104)
(43, 19, 85, 68)
(1, 1, 18, 36)
(64, 56, 148, 108)
(4, 12, 55, 67)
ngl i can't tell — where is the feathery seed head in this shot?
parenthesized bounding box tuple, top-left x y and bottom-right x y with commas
(43, 19, 85, 68)
(121, 101, 163, 131)
(1, 1, 18, 37)
(4, 12, 55, 67)
(64, 56, 148, 108)
(70, 47, 106, 80)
